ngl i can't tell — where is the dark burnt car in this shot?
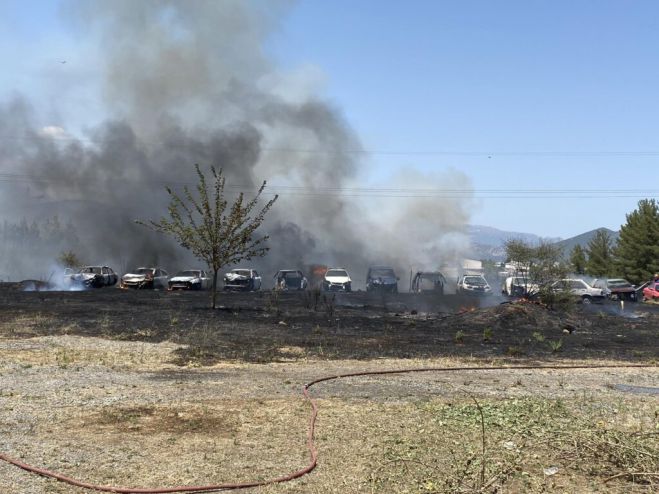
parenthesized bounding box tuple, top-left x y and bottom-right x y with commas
(168, 269, 211, 291)
(592, 278, 637, 301)
(120, 267, 169, 289)
(274, 270, 308, 291)
(68, 266, 118, 288)
(411, 271, 446, 295)
(366, 266, 398, 293)
(223, 268, 262, 291)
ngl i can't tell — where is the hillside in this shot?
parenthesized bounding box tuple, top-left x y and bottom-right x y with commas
(468, 225, 561, 261)
(554, 227, 619, 256)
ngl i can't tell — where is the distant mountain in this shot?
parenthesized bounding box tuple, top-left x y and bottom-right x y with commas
(554, 227, 620, 256)
(468, 225, 561, 261)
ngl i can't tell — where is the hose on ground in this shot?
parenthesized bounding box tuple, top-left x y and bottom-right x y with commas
(0, 363, 656, 493)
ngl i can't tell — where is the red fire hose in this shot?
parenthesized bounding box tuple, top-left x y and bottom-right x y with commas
(0, 363, 655, 493)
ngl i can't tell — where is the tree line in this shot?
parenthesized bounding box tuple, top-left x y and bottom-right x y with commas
(504, 199, 658, 289)
(568, 199, 659, 284)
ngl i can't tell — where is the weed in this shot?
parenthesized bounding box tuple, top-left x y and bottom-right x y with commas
(547, 339, 563, 353)
(506, 345, 524, 357)
(482, 327, 493, 342)
(531, 331, 545, 343)
(323, 293, 336, 320)
(302, 287, 322, 311)
(55, 347, 76, 368)
(454, 330, 465, 344)
(266, 289, 281, 317)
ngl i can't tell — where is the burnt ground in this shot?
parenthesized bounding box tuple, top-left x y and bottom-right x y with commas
(0, 284, 657, 494)
(0, 283, 657, 364)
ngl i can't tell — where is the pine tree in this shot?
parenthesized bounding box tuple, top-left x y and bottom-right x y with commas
(585, 229, 614, 277)
(614, 199, 659, 284)
(569, 244, 587, 274)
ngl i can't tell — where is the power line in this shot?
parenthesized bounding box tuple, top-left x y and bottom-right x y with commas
(0, 172, 657, 195)
(2, 133, 659, 157)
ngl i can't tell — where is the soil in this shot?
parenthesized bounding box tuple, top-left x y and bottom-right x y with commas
(0, 285, 657, 493)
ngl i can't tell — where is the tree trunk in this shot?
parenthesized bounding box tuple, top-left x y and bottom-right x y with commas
(212, 269, 219, 309)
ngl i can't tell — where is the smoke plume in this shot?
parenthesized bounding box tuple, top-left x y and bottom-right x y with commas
(0, 0, 473, 287)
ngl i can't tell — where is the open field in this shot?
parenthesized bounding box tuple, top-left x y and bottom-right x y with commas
(0, 285, 657, 493)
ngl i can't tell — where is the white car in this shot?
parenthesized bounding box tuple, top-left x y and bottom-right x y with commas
(323, 268, 352, 292)
(457, 275, 492, 295)
(551, 279, 605, 304)
(121, 267, 169, 289)
(502, 276, 539, 297)
(223, 269, 262, 291)
(168, 269, 211, 291)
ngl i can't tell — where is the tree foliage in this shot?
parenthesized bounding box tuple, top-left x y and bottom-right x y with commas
(569, 245, 587, 275)
(585, 230, 614, 277)
(505, 239, 570, 306)
(614, 199, 659, 284)
(140, 165, 278, 308)
(57, 250, 83, 269)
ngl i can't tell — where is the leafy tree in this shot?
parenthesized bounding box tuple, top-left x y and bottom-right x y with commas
(614, 199, 659, 284)
(140, 165, 278, 308)
(505, 239, 569, 306)
(57, 250, 83, 269)
(569, 244, 587, 275)
(585, 230, 614, 277)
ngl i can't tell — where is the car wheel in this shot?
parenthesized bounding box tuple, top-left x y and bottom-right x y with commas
(581, 295, 592, 304)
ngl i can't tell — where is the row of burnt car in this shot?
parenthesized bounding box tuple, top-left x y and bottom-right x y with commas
(63, 264, 452, 294)
(65, 266, 262, 291)
(500, 275, 659, 303)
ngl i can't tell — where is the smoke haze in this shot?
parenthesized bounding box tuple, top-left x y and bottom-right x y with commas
(0, 0, 473, 287)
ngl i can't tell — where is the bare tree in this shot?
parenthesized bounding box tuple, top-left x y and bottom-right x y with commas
(139, 165, 277, 308)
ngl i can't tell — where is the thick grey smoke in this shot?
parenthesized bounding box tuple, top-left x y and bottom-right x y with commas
(0, 0, 473, 287)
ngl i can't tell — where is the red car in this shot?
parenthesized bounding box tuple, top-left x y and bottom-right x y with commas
(642, 281, 659, 301)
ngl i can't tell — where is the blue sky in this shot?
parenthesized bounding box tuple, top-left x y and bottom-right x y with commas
(2, 0, 658, 238)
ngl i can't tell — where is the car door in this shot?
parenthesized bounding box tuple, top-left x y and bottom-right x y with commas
(570, 280, 587, 296)
(101, 267, 110, 285)
(160, 269, 169, 288)
(253, 270, 261, 290)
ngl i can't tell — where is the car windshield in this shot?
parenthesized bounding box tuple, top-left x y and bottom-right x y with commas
(232, 270, 251, 276)
(136, 268, 154, 275)
(370, 268, 395, 277)
(608, 279, 630, 287)
(284, 272, 301, 279)
(465, 276, 486, 285)
(420, 273, 441, 281)
(513, 277, 530, 284)
(327, 269, 348, 277)
(80, 267, 101, 274)
(176, 270, 200, 277)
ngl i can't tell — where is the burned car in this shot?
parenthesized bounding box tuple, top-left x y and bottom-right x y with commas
(502, 276, 539, 298)
(457, 275, 492, 295)
(551, 278, 605, 304)
(274, 270, 308, 291)
(592, 278, 637, 301)
(411, 271, 446, 295)
(323, 268, 352, 292)
(366, 266, 398, 293)
(120, 267, 169, 289)
(223, 268, 262, 291)
(168, 269, 211, 291)
(68, 266, 118, 288)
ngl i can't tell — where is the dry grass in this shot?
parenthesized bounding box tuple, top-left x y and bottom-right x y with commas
(0, 293, 657, 493)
